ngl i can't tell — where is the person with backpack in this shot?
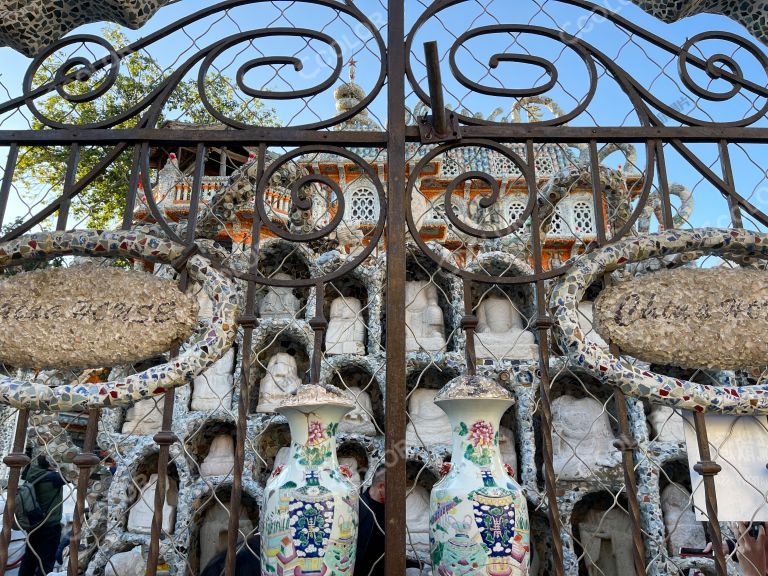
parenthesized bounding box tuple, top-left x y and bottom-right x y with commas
(17, 455, 66, 576)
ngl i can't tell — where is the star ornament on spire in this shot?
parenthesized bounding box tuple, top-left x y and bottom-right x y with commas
(347, 57, 358, 82)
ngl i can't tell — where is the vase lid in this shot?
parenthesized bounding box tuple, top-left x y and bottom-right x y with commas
(277, 383, 355, 411)
(434, 375, 514, 404)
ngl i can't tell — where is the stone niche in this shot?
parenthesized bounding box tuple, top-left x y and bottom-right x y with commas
(256, 242, 311, 318)
(191, 493, 259, 574)
(405, 368, 461, 451)
(126, 470, 178, 535)
(572, 493, 635, 576)
(250, 336, 309, 413)
(189, 423, 236, 478)
(405, 463, 438, 562)
(473, 290, 537, 360)
(398, 258, 455, 355)
(547, 373, 622, 481)
(254, 423, 291, 484)
(329, 366, 383, 437)
(323, 277, 369, 356)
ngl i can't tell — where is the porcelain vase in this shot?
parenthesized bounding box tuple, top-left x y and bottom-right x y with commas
(430, 375, 530, 576)
(261, 385, 358, 576)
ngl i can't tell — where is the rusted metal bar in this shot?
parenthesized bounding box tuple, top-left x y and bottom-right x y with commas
(654, 140, 675, 230)
(461, 277, 478, 375)
(56, 144, 81, 231)
(223, 142, 265, 576)
(719, 140, 744, 229)
(612, 384, 647, 575)
(591, 138, 647, 572)
(67, 409, 101, 576)
(692, 412, 728, 576)
(424, 41, 448, 136)
(385, 1, 407, 573)
(310, 281, 327, 385)
(0, 410, 30, 572)
(145, 144, 204, 576)
(0, 143, 19, 228)
(122, 144, 145, 230)
(526, 140, 565, 576)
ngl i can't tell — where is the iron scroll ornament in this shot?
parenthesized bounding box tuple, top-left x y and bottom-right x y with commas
(17, 0, 386, 131)
(405, 0, 768, 128)
(0, 229, 239, 412)
(549, 228, 768, 415)
(404, 139, 658, 285)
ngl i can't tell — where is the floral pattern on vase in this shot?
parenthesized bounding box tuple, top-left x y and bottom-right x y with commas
(430, 375, 530, 576)
(261, 385, 358, 576)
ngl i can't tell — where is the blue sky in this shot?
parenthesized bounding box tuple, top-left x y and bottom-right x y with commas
(0, 0, 766, 230)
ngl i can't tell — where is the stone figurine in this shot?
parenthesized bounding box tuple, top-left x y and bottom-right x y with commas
(405, 389, 452, 448)
(326, 297, 366, 355)
(256, 352, 303, 413)
(661, 484, 706, 556)
(104, 547, 146, 576)
(200, 435, 235, 477)
(405, 281, 446, 353)
(338, 387, 377, 436)
(127, 473, 178, 534)
(405, 485, 431, 561)
(648, 405, 686, 444)
(191, 347, 234, 411)
(259, 273, 300, 320)
(578, 508, 635, 576)
(122, 397, 164, 436)
(474, 295, 537, 360)
(551, 395, 621, 480)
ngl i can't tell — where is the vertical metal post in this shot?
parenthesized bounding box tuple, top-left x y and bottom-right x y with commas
(654, 140, 675, 230)
(461, 277, 478, 375)
(719, 140, 744, 228)
(591, 140, 647, 574)
(67, 409, 101, 576)
(526, 140, 565, 576)
(145, 143, 204, 576)
(385, 1, 407, 574)
(692, 412, 728, 576)
(423, 41, 448, 136)
(122, 144, 145, 230)
(0, 411, 30, 571)
(56, 144, 81, 231)
(310, 281, 327, 385)
(224, 143, 265, 576)
(0, 144, 19, 227)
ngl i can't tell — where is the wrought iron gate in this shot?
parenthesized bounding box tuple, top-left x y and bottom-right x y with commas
(0, 1, 766, 575)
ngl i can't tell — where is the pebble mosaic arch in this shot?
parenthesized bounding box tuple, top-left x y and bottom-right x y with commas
(0, 0, 172, 56)
(549, 228, 768, 415)
(630, 0, 768, 46)
(0, 229, 239, 412)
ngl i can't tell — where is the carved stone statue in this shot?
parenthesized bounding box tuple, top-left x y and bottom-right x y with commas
(405, 281, 446, 353)
(473, 295, 537, 360)
(191, 348, 234, 411)
(259, 273, 300, 320)
(105, 547, 146, 576)
(256, 352, 303, 413)
(199, 503, 254, 571)
(648, 405, 686, 444)
(499, 425, 519, 478)
(578, 508, 635, 576)
(405, 485, 431, 560)
(338, 456, 362, 485)
(127, 474, 177, 534)
(326, 297, 366, 355)
(200, 435, 235, 477)
(122, 397, 164, 436)
(661, 484, 706, 555)
(405, 389, 452, 448)
(578, 301, 609, 349)
(338, 387, 377, 436)
(552, 395, 621, 480)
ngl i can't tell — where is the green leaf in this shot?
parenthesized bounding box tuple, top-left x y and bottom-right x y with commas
(458, 422, 468, 436)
